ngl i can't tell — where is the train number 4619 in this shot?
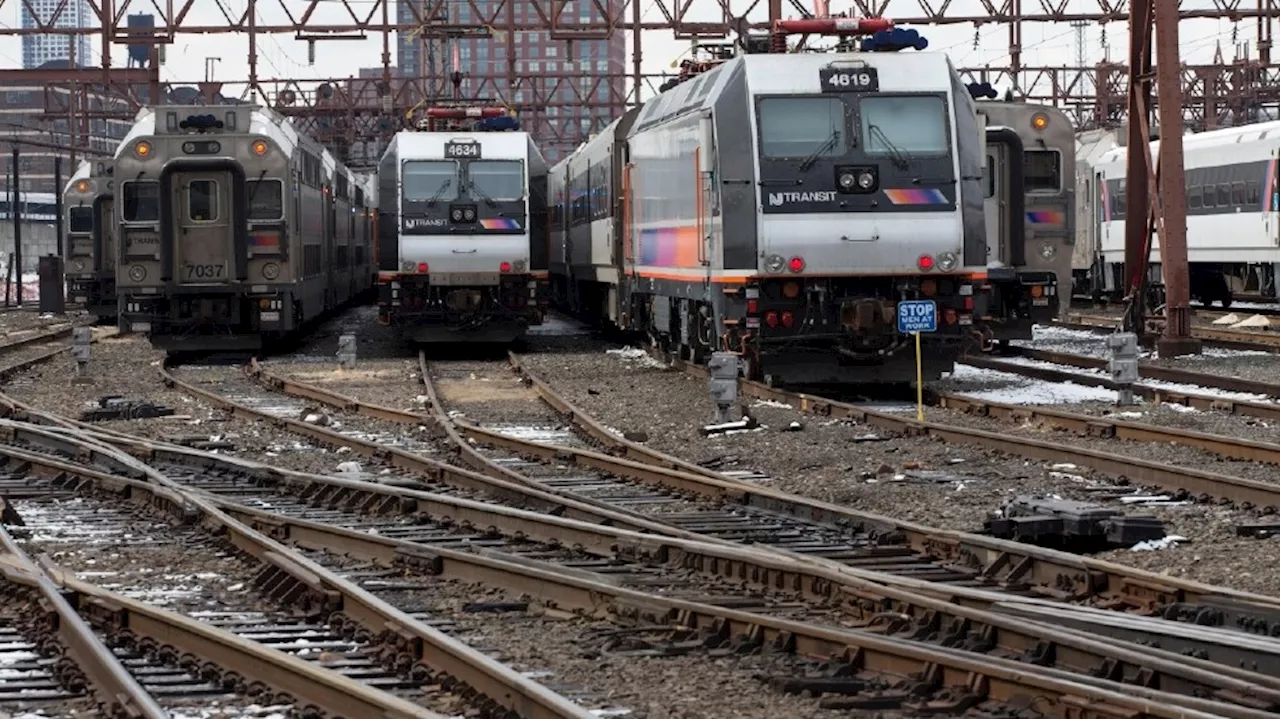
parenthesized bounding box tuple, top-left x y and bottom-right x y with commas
(183, 263, 225, 280)
(820, 67, 879, 93)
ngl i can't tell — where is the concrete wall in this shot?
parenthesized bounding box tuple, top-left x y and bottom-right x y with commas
(0, 222, 59, 273)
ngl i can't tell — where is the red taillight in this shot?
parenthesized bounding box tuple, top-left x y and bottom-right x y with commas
(765, 311, 779, 327)
(417, 262, 429, 273)
(500, 262, 512, 272)
(788, 257, 805, 273)
(964, 296, 974, 311)
(918, 254, 934, 271)
(781, 311, 795, 328)
(747, 299, 759, 314)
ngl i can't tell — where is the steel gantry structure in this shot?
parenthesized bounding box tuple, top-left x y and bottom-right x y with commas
(3, 0, 1280, 166)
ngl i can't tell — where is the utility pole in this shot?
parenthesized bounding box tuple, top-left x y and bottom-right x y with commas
(54, 156, 62, 257)
(11, 145, 20, 306)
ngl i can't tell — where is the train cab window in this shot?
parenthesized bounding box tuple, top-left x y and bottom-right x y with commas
(859, 95, 948, 156)
(1189, 185, 1202, 209)
(1023, 150, 1061, 193)
(247, 179, 284, 221)
(1216, 184, 1230, 207)
(468, 160, 525, 201)
(68, 206, 93, 233)
(757, 97, 846, 158)
(1248, 182, 1261, 206)
(1232, 182, 1246, 206)
(121, 180, 159, 222)
(402, 161, 458, 201)
(187, 180, 219, 222)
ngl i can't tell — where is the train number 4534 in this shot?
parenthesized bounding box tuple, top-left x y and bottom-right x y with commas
(183, 264, 226, 280)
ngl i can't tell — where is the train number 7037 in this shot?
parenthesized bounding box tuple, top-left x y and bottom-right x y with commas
(183, 263, 226, 280)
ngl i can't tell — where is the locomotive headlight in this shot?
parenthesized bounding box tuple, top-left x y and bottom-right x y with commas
(74, 180, 91, 193)
(72, 259, 85, 272)
(857, 171, 875, 189)
(937, 252, 958, 271)
(128, 265, 146, 282)
(451, 208, 463, 222)
(261, 262, 281, 280)
(401, 260, 416, 272)
(765, 254, 786, 273)
(1039, 242, 1057, 260)
(513, 259, 527, 272)
(838, 172, 856, 190)
(463, 207, 476, 222)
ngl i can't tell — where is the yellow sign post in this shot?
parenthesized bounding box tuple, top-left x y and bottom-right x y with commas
(915, 330, 924, 422)
(896, 299, 936, 424)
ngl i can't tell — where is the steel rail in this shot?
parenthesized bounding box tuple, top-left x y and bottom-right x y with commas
(502, 351, 1280, 618)
(961, 353, 1280, 424)
(0, 423, 592, 719)
(161, 358, 691, 538)
(0, 526, 168, 719)
(0, 326, 118, 380)
(206, 493, 1280, 718)
(16, 417, 1280, 707)
(1008, 345, 1280, 399)
(234, 358, 1280, 681)
(1061, 312, 1280, 352)
(0, 426, 1269, 719)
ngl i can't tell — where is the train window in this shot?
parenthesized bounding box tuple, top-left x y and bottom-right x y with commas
(1202, 185, 1215, 207)
(1248, 182, 1261, 206)
(1231, 182, 1246, 206)
(187, 180, 219, 222)
(757, 97, 846, 158)
(859, 95, 948, 156)
(468, 160, 524, 201)
(1216, 184, 1229, 207)
(68, 206, 93, 233)
(121, 180, 159, 222)
(402, 161, 457, 201)
(1189, 185, 1202, 209)
(1023, 150, 1061, 193)
(248, 179, 284, 221)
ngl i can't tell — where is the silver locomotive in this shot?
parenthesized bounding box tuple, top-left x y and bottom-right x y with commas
(63, 158, 118, 319)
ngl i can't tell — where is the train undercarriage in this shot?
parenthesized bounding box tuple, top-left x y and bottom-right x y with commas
(377, 274, 547, 344)
(121, 287, 297, 352)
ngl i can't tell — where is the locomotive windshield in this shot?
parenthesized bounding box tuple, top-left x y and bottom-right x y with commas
(468, 160, 525, 201)
(247, 179, 284, 220)
(68, 206, 93, 233)
(757, 97, 847, 158)
(402, 161, 457, 201)
(859, 96, 949, 156)
(1023, 150, 1062, 193)
(122, 180, 159, 222)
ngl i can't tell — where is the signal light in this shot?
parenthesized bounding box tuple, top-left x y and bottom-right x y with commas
(1030, 284, 1044, 298)
(765, 312, 779, 328)
(964, 296, 975, 311)
(780, 311, 795, 328)
(917, 254, 934, 271)
(782, 281, 800, 299)
(251, 139, 269, 156)
(500, 262, 512, 273)
(74, 180, 90, 193)
(417, 262, 429, 273)
(920, 279, 936, 296)
(1031, 113, 1049, 131)
(134, 141, 151, 158)
(747, 299, 759, 314)
(788, 256, 805, 273)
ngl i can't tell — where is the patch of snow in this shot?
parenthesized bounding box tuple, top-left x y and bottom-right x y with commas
(950, 363, 1116, 405)
(751, 399, 793, 409)
(994, 356, 1274, 403)
(1130, 535, 1189, 551)
(605, 346, 669, 370)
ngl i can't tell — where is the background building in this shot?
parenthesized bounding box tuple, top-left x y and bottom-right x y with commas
(21, 0, 93, 69)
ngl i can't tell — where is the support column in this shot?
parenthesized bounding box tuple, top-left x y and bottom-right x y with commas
(1154, 0, 1201, 357)
(1123, 0, 1153, 337)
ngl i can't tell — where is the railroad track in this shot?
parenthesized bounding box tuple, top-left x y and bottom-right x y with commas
(1, 420, 1273, 718)
(0, 421, 583, 718)
(1059, 312, 1280, 352)
(145, 351, 1280, 701)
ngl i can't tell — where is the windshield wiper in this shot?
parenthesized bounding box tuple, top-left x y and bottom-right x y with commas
(424, 179, 452, 207)
(798, 131, 840, 173)
(467, 180, 499, 208)
(866, 124, 911, 171)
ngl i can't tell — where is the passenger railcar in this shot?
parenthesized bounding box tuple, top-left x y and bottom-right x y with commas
(551, 50, 1016, 385)
(1086, 121, 1280, 307)
(63, 158, 118, 319)
(976, 100, 1073, 336)
(114, 104, 375, 351)
(376, 127, 549, 343)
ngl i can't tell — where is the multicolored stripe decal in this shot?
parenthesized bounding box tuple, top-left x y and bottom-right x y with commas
(883, 188, 948, 205)
(1265, 159, 1277, 212)
(1026, 210, 1065, 225)
(479, 218, 522, 230)
(639, 226, 701, 268)
(248, 233, 279, 249)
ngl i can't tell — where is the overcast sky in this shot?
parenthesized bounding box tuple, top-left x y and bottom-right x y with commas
(0, 0, 1264, 103)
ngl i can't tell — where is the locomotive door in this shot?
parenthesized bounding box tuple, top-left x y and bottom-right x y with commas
(174, 171, 232, 285)
(99, 196, 116, 272)
(983, 147, 1009, 265)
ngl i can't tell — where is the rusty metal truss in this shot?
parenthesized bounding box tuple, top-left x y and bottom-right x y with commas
(2, 0, 1280, 165)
